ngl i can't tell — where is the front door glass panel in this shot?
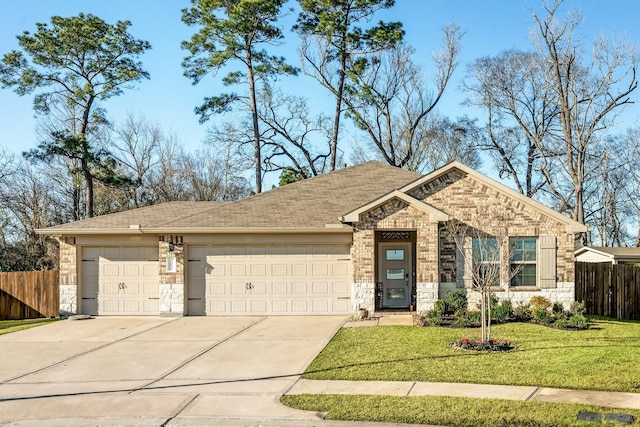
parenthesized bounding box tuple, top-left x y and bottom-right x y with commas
(386, 268, 405, 280)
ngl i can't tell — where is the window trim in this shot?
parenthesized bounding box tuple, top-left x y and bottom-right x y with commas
(509, 237, 538, 288)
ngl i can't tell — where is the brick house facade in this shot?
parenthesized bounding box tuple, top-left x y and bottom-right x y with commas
(345, 163, 585, 314)
(42, 161, 586, 317)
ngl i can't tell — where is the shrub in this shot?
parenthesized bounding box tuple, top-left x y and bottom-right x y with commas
(512, 303, 532, 321)
(568, 314, 589, 330)
(444, 290, 467, 313)
(423, 308, 444, 326)
(533, 308, 552, 325)
(570, 300, 587, 316)
(433, 299, 447, 315)
(492, 299, 513, 323)
(452, 310, 481, 328)
(530, 296, 552, 315)
(553, 318, 569, 329)
(552, 302, 565, 317)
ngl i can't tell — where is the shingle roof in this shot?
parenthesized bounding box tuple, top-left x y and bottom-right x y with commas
(39, 161, 421, 233)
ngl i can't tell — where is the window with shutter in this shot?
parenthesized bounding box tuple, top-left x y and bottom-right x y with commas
(510, 237, 537, 287)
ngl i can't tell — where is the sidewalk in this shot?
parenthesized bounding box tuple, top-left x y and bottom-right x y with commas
(287, 379, 640, 411)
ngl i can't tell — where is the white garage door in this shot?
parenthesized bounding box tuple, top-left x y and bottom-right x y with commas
(187, 245, 351, 315)
(82, 247, 159, 316)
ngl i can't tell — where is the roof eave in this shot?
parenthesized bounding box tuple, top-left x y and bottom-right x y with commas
(36, 225, 354, 236)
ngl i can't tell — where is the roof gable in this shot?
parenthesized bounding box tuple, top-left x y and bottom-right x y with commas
(342, 161, 587, 233)
(341, 190, 450, 223)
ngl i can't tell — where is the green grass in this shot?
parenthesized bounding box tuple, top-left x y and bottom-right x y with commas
(0, 318, 59, 335)
(302, 318, 640, 392)
(282, 394, 640, 427)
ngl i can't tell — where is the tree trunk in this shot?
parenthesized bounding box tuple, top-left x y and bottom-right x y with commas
(329, 50, 348, 172)
(246, 51, 262, 193)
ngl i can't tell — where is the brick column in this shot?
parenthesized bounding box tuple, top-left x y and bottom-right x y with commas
(158, 235, 185, 316)
(58, 237, 77, 317)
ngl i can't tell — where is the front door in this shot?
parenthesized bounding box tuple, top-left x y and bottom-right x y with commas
(378, 242, 412, 308)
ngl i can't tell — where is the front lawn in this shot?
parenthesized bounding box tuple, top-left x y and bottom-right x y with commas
(282, 394, 640, 427)
(302, 318, 640, 392)
(0, 318, 58, 335)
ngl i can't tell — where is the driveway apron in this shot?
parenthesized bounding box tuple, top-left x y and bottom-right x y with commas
(0, 316, 344, 425)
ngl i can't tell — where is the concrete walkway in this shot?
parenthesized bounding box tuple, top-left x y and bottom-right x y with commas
(287, 379, 640, 411)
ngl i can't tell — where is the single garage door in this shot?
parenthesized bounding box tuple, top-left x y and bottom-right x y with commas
(82, 247, 159, 315)
(187, 245, 351, 315)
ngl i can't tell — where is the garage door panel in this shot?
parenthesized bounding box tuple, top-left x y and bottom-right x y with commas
(292, 300, 308, 312)
(187, 244, 351, 315)
(332, 282, 349, 293)
(142, 264, 158, 276)
(103, 282, 120, 295)
(250, 264, 266, 276)
(271, 282, 287, 294)
(333, 263, 349, 275)
(208, 300, 226, 313)
(82, 246, 159, 316)
(124, 264, 140, 276)
(208, 282, 226, 295)
(312, 282, 328, 294)
(144, 300, 159, 313)
(312, 300, 329, 312)
(332, 299, 350, 312)
(230, 264, 246, 276)
(250, 300, 267, 313)
(208, 263, 226, 276)
(312, 264, 328, 276)
(250, 282, 266, 294)
(291, 282, 307, 294)
(124, 282, 140, 294)
(143, 282, 158, 294)
(230, 300, 247, 312)
(103, 264, 119, 277)
(230, 282, 246, 294)
(271, 264, 287, 276)
(291, 264, 307, 276)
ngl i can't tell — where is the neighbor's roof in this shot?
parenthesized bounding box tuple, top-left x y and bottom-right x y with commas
(37, 161, 421, 235)
(575, 246, 640, 259)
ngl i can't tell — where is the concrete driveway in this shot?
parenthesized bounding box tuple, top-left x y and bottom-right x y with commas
(0, 316, 345, 426)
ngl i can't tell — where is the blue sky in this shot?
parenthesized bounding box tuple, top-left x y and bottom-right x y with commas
(1, 1, 640, 178)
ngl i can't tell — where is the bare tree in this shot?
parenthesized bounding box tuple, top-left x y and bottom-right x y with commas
(465, 49, 553, 198)
(532, 1, 638, 241)
(258, 84, 332, 178)
(447, 211, 525, 342)
(343, 26, 464, 169)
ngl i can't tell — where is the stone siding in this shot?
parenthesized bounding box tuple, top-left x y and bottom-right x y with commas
(416, 282, 438, 312)
(159, 235, 185, 316)
(351, 282, 375, 312)
(58, 237, 77, 316)
(59, 284, 77, 317)
(159, 283, 184, 315)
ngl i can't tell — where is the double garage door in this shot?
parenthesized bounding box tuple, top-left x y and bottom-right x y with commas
(81, 244, 352, 316)
(187, 245, 352, 315)
(82, 247, 159, 316)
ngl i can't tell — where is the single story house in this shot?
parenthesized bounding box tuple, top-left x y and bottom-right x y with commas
(574, 246, 640, 265)
(37, 161, 587, 317)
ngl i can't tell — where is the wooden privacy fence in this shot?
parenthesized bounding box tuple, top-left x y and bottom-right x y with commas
(0, 271, 59, 320)
(575, 262, 640, 320)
